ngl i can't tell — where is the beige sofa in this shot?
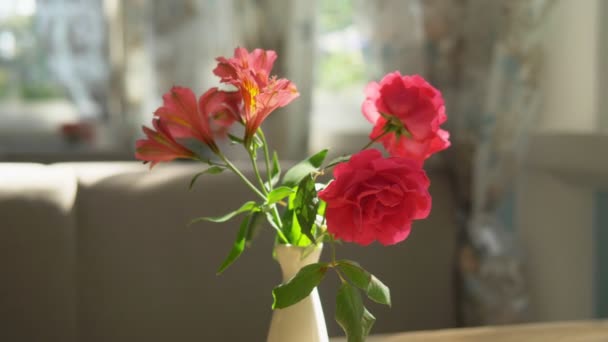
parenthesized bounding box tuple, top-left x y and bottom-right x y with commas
(0, 161, 457, 341)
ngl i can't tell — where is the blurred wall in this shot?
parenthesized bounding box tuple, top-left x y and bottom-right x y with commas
(537, 0, 601, 134)
(518, 0, 606, 322)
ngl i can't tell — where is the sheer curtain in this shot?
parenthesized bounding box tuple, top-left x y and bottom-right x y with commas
(356, 0, 554, 326)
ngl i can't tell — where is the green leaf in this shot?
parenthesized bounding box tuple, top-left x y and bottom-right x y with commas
(266, 186, 295, 205)
(367, 275, 391, 306)
(301, 233, 327, 259)
(336, 282, 371, 342)
(269, 151, 281, 187)
(317, 199, 327, 217)
(188, 166, 225, 190)
(264, 152, 282, 191)
(337, 260, 391, 307)
(252, 134, 263, 149)
(294, 175, 319, 242)
(272, 263, 328, 309)
(325, 154, 351, 169)
(281, 209, 307, 247)
(282, 149, 328, 187)
(265, 210, 281, 231)
(189, 201, 258, 225)
(337, 260, 370, 290)
(228, 133, 244, 145)
(361, 308, 376, 338)
(216, 213, 251, 274)
(245, 211, 264, 245)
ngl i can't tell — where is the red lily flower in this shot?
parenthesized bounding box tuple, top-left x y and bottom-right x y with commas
(135, 118, 196, 168)
(213, 47, 299, 145)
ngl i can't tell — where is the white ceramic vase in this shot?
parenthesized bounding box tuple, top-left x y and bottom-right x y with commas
(267, 244, 329, 342)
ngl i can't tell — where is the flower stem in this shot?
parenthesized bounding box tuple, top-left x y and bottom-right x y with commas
(249, 148, 269, 195)
(258, 129, 274, 191)
(242, 133, 289, 243)
(271, 207, 288, 243)
(360, 129, 391, 151)
(329, 236, 347, 283)
(194, 156, 226, 168)
(217, 153, 266, 201)
(330, 238, 337, 264)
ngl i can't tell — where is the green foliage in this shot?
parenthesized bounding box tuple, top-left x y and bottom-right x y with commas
(216, 213, 254, 274)
(245, 211, 264, 245)
(280, 190, 311, 247)
(228, 133, 244, 145)
(282, 149, 328, 187)
(188, 166, 225, 190)
(272, 262, 328, 309)
(294, 175, 320, 243)
(337, 260, 391, 306)
(335, 282, 376, 342)
(266, 186, 295, 205)
(266, 151, 281, 189)
(325, 154, 351, 169)
(189, 201, 258, 224)
(366, 275, 391, 307)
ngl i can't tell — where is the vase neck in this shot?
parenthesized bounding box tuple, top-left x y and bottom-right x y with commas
(274, 244, 323, 281)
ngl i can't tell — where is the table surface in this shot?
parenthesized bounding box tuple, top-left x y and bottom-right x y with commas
(331, 320, 608, 341)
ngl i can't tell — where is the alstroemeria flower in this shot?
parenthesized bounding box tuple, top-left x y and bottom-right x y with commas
(154, 86, 241, 153)
(362, 72, 450, 162)
(135, 118, 196, 168)
(213, 47, 299, 145)
(199, 87, 242, 137)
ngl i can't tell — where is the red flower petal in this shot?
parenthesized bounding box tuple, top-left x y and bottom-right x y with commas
(319, 149, 431, 246)
(362, 72, 450, 162)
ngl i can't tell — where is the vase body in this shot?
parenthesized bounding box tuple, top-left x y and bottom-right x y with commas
(267, 244, 328, 342)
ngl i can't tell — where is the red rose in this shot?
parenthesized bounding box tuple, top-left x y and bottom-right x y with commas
(318, 149, 431, 246)
(362, 72, 450, 162)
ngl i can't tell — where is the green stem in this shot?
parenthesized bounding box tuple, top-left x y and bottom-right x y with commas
(249, 149, 269, 195)
(329, 234, 337, 264)
(217, 153, 266, 201)
(258, 129, 273, 190)
(271, 206, 289, 243)
(193, 157, 227, 168)
(329, 236, 347, 283)
(360, 129, 391, 151)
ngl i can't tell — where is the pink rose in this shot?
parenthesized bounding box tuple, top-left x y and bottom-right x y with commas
(318, 149, 431, 246)
(362, 72, 450, 162)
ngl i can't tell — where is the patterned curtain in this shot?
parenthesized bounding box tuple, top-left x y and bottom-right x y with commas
(35, 0, 109, 120)
(357, 0, 555, 326)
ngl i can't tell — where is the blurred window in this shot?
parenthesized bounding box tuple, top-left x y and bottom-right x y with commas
(310, 0, 369, 154)
(0, 0, 115, 159)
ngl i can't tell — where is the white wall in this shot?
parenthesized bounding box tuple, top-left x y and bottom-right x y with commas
(518, 0, 606, 322)
(537, 0, 601, 134)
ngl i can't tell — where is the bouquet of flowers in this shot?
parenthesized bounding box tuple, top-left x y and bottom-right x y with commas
(135, 47, 450, 341)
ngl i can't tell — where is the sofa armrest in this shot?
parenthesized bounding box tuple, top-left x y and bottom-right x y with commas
(0, 163, 78, 342)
